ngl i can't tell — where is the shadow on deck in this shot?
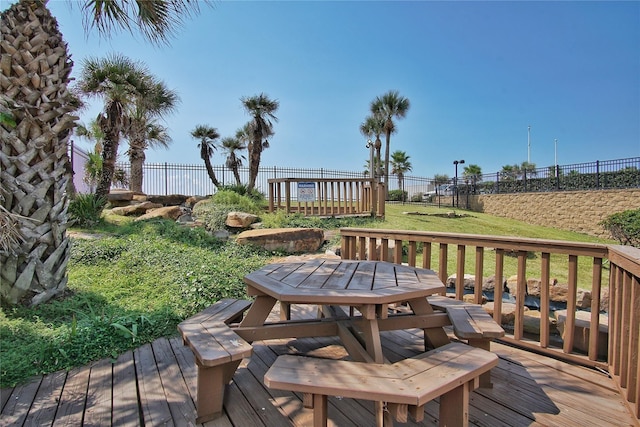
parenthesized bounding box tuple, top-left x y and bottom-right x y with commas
(1, 305, 637, 426)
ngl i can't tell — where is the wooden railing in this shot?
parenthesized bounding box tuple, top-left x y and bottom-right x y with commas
(268, 178, 385, 217)
(340, 228, 640, 418)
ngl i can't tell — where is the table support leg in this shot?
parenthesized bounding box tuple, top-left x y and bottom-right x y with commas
(407, 297, 451, 349)
(239, 295, 277, 329)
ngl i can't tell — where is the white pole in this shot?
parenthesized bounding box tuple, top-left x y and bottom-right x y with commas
(527, 125, 531, 163)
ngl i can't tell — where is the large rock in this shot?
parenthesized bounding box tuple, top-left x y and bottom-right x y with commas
(554, 309, 608, 358)
(446, 273, 476, 290)
(111, 201, 163, 216)
(135, 206, 183, 221)
(226, 211, 259, 228)
(236, 228, 325, 253)
(147, 194, 189, 206)
(107, 190, 134, 207)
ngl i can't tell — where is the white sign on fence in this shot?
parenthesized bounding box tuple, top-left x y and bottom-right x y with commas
(297, 182, 316, 202)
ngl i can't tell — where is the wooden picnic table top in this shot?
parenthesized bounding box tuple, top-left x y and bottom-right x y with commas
(243, 259, 446, 306)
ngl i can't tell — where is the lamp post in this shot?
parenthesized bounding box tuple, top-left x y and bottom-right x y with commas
(453, 159, 465, 207)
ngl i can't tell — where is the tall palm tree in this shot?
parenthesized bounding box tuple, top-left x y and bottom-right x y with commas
(370, 90, 410, 194)
(1, 0, 205, 306)
(462, 164, 482, 193)
(78, 54, 156, 199)
(1, 2, 77, 306)
(359, 114, 385, 179)
(390, 150, 412, 202)
(125, 81, 178, 192)
(76, 119, 106, 192)
(221, 136, 247, 186)
(241, 93, 279, 192)
(127, 117, 172, 192)
(191, 125, 221, 188)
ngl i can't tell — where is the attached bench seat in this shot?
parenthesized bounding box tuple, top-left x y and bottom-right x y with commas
(178, 298, 253, 423)
(427, 295, 505, 387)
(264, 342, 499, 427)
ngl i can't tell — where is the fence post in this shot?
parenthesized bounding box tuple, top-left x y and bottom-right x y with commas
(556, 165, 560, 190)
(164, 162, 168, 195)
(496, 172, 500, 194)
(596, 160, 600, 188)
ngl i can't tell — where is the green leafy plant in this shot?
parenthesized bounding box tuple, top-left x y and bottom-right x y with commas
(600, 208, 640, 247)
(68, 194, 107, 227)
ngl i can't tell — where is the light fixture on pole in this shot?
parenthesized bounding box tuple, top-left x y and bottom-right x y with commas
(527, 125, 531, 164)
(453, 159, 465, 208)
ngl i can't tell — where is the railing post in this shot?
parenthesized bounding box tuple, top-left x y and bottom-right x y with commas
(596, 160, 600, 188)
(164, 162, 168, 195)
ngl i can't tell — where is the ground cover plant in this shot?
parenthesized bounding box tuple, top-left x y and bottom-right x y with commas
(1, 204, 613, 388)
(0, 219, 273, 388)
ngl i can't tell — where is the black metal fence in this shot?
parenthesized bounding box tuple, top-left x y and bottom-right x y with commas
(70, 143, 639, 198)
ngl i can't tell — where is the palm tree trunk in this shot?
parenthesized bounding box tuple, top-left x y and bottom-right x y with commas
(95, 126, 119, 199)
(204, 157, 220, 188)
(384, 131, 391, 199)
(129, 146, 145, 193)
(1, 0, 76, 306)
(247, 131, 262, 192)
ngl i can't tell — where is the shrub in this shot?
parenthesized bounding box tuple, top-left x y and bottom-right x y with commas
(192, 191, 264, 231)
(387, 190, 408, 202)
(600, 208, 640, 247)
(218, 184, 266, 203)
(68, 194, 107, 227)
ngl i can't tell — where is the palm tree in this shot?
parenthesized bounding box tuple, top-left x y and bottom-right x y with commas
(125, 81, 178, 192)
(370, 91, 410, 195)
(390, 150, 412, 203)
(359, 114, 385, 179)
(221, 136, 247, 186)
(127, 117, 172, 192)
(191, 125, 221, 188)
(433, 174, 450, 196)
(462, 164, 482, 193)
(1, 0, 205, 306)
(78, 54, 156, 199)
(1, 2, 77, 306)
(241, 93, 279, 192)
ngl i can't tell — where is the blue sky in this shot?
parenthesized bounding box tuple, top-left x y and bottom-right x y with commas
(41, 0, 640, 178)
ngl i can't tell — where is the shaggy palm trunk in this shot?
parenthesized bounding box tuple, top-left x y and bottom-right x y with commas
(0, 0, 76, 306)
(129, 143, 145, 193)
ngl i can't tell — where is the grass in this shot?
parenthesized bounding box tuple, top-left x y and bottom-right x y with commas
(0, 204, 614, 388)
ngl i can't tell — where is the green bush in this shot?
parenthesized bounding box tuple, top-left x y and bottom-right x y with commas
(68, 194, 107, 227)
(600, 208, 640, 247)
(218, 184, 266, 203)
(387, 190, 408, 202)
(192, 191, 265, 231)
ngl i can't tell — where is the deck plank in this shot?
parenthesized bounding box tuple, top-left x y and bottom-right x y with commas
(1, 303, 638, 427)
(83, 357, 113, 427)
(51, 364, 90, 427)
(23, 370, 66, 426)
(134, 342, 174, 426)
(111, 349, 139, 426)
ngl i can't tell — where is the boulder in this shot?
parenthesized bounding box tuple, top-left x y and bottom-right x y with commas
(446, 273, 476, 290)
(482, 301, 522, 326)
(186, 195, 209, 207)
(147, 194, 189, 206)
(111, 201, 163, 216)
(135, 206, 183, 221)
(226, 211, 259, 228)
(236, 228, 324, 253)
(554, 309, 608, 358)
(108, 190, 134, 202)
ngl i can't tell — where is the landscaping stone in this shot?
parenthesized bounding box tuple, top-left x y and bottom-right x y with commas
(135, 206, 183, 221)
(554, 309, 608, 358)
(147, 194, 189, 206)
(236, 228, 324, 253)
(111, 201, 162, 216)
(446, 273, 476, 290)
(482, 301, 521, 326)
(226, 211, 259, 228)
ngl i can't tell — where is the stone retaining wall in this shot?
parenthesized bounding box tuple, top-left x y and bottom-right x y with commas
(468, 188, 640, 238)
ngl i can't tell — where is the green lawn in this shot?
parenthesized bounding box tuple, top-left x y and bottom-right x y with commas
(0, 205, 614, 388)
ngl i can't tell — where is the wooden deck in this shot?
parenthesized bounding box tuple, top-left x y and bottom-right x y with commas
(1, 305, 638, 427)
